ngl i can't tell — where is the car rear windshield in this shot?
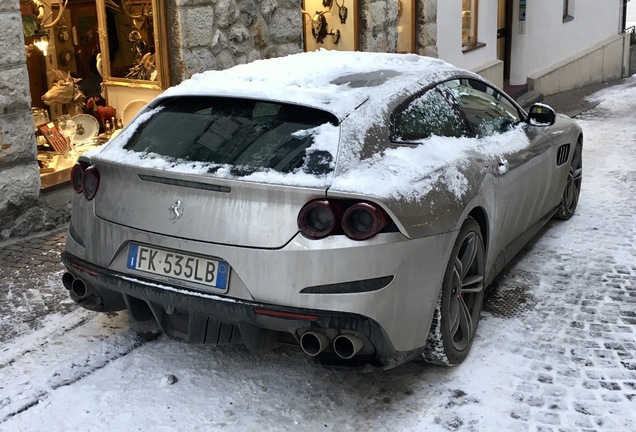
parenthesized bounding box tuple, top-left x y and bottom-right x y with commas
(124, 97, 339, 176)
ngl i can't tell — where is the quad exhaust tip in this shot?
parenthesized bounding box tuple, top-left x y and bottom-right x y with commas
(300, 331, 366, 359)
(71, 278, 88, 298)
(300, 331, 330, 356)
(63, 272, 89, 299)
(62, 272, 74, 290)
(333, 334, 364, 359)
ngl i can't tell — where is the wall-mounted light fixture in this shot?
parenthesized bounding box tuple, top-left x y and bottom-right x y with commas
(33, 31, 50, 56)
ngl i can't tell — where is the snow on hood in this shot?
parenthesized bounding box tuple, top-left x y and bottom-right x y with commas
(85, 51, 519, 200)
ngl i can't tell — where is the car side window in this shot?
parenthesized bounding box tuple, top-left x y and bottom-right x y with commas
(441, 79, 522, 137)
(393, 89, 467, 141)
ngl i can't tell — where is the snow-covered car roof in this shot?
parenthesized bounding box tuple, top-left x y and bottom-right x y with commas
(158, 50, 470, 120)
(89, 51, 527, 203)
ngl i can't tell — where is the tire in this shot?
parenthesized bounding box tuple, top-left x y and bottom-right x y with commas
(554, 139, 582, 220)
(423, 217, 486, 366)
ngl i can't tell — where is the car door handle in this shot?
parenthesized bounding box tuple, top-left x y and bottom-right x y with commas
(498, 158, 509, 175)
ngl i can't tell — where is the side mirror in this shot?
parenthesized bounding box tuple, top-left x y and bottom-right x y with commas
(527, 104, 556, 127)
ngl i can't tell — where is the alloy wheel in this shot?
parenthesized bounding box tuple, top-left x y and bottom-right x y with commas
(563, 143, 582, 213)
(447, 230, 485, 352)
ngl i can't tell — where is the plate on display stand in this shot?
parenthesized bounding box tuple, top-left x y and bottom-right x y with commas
(71, 114, 100, 145)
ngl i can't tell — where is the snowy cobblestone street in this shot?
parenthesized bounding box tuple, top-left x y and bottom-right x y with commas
(476, 85, 636, 430)
(0, 230, 68, 343)
(1, 79, 636, 431)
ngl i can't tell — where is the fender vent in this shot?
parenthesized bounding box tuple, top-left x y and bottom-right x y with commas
(557, 144, 570, 166)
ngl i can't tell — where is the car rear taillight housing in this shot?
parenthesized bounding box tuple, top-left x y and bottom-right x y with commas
(70, 162, 100, 201)
(342, 202, 388, 240)
(298, 199, 393, 241)
(71, 161, 89, 194)
(297, 200, 342, 239)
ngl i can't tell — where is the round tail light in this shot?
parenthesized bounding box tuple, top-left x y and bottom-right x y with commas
(70, 162, 88, 194)
(298, 200, 340, 239)
(82, 166, 100, 200)
(342, 202, 388, 240)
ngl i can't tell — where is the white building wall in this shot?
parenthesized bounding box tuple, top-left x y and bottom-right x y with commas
(628, 0, 636, 28)
(436, 0, 500, 84)
(509, 0, 622, 85)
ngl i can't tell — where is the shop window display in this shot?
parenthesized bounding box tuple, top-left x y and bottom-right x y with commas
(21, 0, 107, 188)
(96, 0, 170, 89)
(95, 0, 170, 134)
(302, 0, 358, 51)
(301, 0, 413, 53)
(21, 0, 169, 189)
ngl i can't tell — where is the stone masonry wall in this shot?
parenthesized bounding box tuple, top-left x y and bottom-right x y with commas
(0, 1, 71, 241)
(0, 2, 40, 240)
(166, 0, 436, 83)
(359, 0, 399, 53)
(417, 0, 437, 57)
(359, 0, 437, 55)
(167, 0, 306, 83)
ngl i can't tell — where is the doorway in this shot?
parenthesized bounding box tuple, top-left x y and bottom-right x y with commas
(497, 0, 513, 80)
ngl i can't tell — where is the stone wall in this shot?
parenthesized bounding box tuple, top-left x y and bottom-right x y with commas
(166, 0, 437, 83)
(358, 0, 438, 55)
(167, 0, 306, 83)
(359, 0, 398, 53)
(0, 2, 71, 241)
(0, 3, 39, 240)
(417, 0, 437, 57)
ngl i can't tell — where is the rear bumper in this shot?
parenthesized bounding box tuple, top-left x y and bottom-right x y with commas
(66, 205, 456, 352)
(62, 252, 423, 369)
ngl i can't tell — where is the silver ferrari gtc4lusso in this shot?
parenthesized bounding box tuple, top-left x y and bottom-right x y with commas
(62, 51, 582, 370)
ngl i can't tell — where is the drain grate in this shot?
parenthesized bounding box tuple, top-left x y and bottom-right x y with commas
(484, 285, 538, 318)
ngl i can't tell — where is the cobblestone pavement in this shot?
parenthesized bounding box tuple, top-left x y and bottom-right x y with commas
(0, 228, 71, 343)
(470, 81, 636, 430)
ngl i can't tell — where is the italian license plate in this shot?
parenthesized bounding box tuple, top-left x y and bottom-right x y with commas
(126, 243, 229, 290)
